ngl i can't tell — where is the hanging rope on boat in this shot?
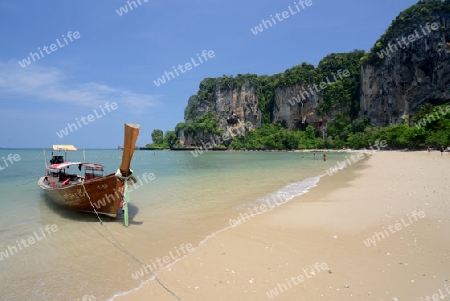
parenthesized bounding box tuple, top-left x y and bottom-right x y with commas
(80, 183, 182, 301)
(82, 182, 104, 225)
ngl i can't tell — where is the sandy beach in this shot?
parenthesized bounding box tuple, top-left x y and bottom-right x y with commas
(116, 151, 450, 301)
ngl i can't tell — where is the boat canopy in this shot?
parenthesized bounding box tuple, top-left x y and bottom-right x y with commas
(53, 145, 77, 151)
(48, 162, 104, 173)
(48, 162, 83, 172)
(83, 163, 104, 171)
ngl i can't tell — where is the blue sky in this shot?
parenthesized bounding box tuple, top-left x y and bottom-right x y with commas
(0, 0, 418, 148)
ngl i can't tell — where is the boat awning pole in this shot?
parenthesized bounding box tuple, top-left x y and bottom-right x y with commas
(43, 149, 47, 169)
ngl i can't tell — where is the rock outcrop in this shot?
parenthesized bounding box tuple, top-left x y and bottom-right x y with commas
(184, 79, 261, 130)
(272, 84, 326, 133)
(360, 17, 450, 126)
(179, 3, 450, 146)
(179, 79, 261, 146)
(182, 78, 330, 146)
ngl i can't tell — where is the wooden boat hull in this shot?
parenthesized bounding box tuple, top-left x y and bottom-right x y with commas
(38, 174, 122, 217)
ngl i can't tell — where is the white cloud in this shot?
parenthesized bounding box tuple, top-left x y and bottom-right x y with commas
(0, 60, 159, 114)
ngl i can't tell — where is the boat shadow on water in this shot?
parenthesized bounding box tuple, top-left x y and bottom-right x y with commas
(40, 194, 142, 225)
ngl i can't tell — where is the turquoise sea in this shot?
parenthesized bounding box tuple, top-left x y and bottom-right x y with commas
(0, 149, 349, 301)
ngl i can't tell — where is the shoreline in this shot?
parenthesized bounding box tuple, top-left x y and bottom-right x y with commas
(115, 151, 450, 300)
(139, 148, 444, 153)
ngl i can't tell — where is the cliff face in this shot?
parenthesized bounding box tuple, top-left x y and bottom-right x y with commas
(181, 4, 450, 146)
(182, 79, 329, 146)
(272, 84, 326, 133)
(184, 80, 261, 128)
(180, 79, 261, 146)
(361, 17, 450, 126)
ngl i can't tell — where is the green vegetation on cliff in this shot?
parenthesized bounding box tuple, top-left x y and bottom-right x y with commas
(167, 52, 449, 150)
(152, 0, 449, 151)
(145, 129, 172, 149)
(185, 51, 363, 128)
(321, 103, 450, 149)
(232, 103, 449, 150)
(315, 51, 365, 119)
(149, 112, 223, 148)
(227, 50, 366, 149)
(361, 0, 450, 65)
(230, 124, 324, 150)
(175, 111, 222, 138)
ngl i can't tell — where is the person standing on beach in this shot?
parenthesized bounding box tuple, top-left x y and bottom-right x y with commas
(323, 153, 327, 162)
(314, 153, 316, 160)
(440, 146, 444, 156)
(427, 146, 431, 154)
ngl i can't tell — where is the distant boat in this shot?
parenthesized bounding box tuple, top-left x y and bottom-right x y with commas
(38, 124, 140, 219)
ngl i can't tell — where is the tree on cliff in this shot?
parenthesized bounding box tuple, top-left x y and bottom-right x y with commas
(151, 129, 164, 145)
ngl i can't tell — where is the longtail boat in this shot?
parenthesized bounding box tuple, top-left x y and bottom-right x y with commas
(38, 124, 140, 222)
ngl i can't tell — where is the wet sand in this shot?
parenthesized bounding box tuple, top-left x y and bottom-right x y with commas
(116, 151, 450, 301)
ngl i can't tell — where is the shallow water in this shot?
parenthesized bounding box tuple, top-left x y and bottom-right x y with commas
(0, 149, 349, 300)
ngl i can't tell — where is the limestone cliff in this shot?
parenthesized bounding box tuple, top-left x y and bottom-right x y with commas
(272, 84, 326, 133)
(180, 78, 261, 146)
(182, 77, 330, 146)
(179, 2, 450, 147)
(360, 9, 450, 126)
(179, 58, 361, 146)
(186, 79, 262, 129)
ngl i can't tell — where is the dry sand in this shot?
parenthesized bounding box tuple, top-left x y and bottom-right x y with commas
(117, 151, 450, 301)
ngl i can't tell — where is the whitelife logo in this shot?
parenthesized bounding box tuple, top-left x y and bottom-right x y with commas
(190, 121, 253, 158)
(77, 295, 96, 301)
(18, 31, 81, 68)
(92, 172, 155, 210)
(266, 262, 329, 299)
(363, 210, 425, 247)
(420, 284, 450, 301)
(287, 69, 350, 106)
(250, 0, 313, 35)
(131, 243, 194, 280)
(0, 153, 21, 171)
(414, 105, 450, 129)
(55, 102, 118, 138)
(153, 50, 215, 87)
(377, 22, 439, 59)
(326, 140, 388, 177)
(228, 191, 293, 228)
(0, 224, 58, 261)
(115, 0, 149, 16)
